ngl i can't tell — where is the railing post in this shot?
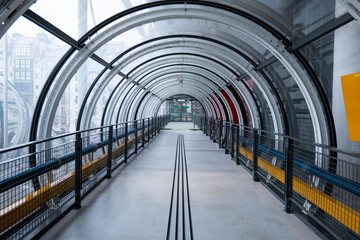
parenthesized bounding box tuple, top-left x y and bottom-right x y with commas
(211, 119, 214, 136)
(124, 122, 128, 163)
(107, 126, 113, 179)
(213, 119, 215, 140)
(204, 117, 208, 135)
(212, 120, 216, 143)
(74, 132, 82, 209)
(151, 117, 154, 138)
(252, 129, 259, 182)
(284, 137, 294, 213)
(156, 117, 158, 134)
(152, 117, 155, 138)
(225, 122, 229, 153)
(155, 117, 158, 134)
(159, 116, 161, 130)
(148, 118, 150, 141)
(219, 120, 222, 148)
(209, 118, 211, 137)
(230, 124, 235, 158)
(142, 119, 145, 147)
(236, 125, 240, 165)
(201, 116, 203, 130)
(135, 121, 138, 154)
(154, 117, 156, 137)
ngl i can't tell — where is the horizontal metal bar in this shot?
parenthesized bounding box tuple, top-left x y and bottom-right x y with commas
(198, 117, 360, 197)
(255, 56, 277, 71)
(0, 116, 168, 155)
(90, 54, 113, 69)
(225, 82, 233, 87)
(0, 128, 142, 194)
(236, 73, 248, 81)
(291, 13, 354, 51)
(224, 122, 360, 158)
(236, 135, 360, 197)
(118, 71, 128, 79)
(23, 9, 81, 49)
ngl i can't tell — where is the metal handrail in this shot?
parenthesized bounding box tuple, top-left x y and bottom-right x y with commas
(0, 115, 169, 155)
(195, 116, 360, 196)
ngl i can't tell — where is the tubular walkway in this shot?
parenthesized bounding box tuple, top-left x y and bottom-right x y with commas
(41, 122, 319, 240)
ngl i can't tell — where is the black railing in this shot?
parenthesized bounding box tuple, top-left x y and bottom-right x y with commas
(194, 115, 360, 240)
(0, 115, 171, 240)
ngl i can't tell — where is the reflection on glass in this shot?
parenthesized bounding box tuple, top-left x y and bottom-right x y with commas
(0, 79, 32, 160)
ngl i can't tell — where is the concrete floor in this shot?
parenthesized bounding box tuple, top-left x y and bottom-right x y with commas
(42, 122, 320, 240)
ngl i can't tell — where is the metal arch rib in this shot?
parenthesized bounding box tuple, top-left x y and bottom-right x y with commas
(84, 52, 257, 131)
(139, 72, 234, 120)
(102, 60, 235, 126)
(99, 47, 264, 131)
(151, 90, 210, 118)
(144, 88, 214, 119)
(137, 87, 213, 119)
(116, 58, 253, 125)
(82, 46, 246, 131)
(145, 84, 221, 119)
(139, 77, 228, 121)
(105, 64, 241, 126)
(87, 42, 264, 131)
(137, 88, 211, 120)
(147, 81, 225, 119)
(117, 78, 222, 124)
(38, 5, 327, 146)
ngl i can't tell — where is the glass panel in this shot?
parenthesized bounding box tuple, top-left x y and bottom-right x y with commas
(210, 0, 340, 42)
(299, 32, 334, 104)
(30, 0, 79, 39)
(7, 17, 71, 105)
(265, 60, 314, 142)
(94, 28, 143, 63)
(90, 73, 124, 127)
(94, 17, 274, 66)
(0, 16, 72, 147)
(28, 0, 344, 45)
(0, 78, 32, 151)
(87, 0, 146, 30)
(51, 58, 104, 135)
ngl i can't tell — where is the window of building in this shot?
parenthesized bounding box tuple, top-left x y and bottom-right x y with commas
(25, 71, 31, 80)
(26, 47, 31, 56)
(20, 59, 26, 69)
(26, 60, 31, 69)
(15, 59, 20, 68)
(15, 47, 21, 56)
(20, 46, 26, 56)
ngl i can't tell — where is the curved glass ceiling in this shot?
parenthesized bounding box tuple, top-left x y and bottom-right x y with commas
(0, 0, 358, 153)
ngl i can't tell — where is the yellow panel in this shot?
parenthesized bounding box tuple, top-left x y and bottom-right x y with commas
(0, 134, 140, 232)
(341, 72, 360, 142)
(235, 145, 360, 235)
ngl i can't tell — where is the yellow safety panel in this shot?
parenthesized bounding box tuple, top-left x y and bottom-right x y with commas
(1, 137, 359, 236)
(0, 135, 138, 233)
(235, 144, 360, 235)
(341, 72, 360, 142)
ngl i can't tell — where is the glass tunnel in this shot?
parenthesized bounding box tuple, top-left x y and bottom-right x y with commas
(0, 1, 359, 239)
